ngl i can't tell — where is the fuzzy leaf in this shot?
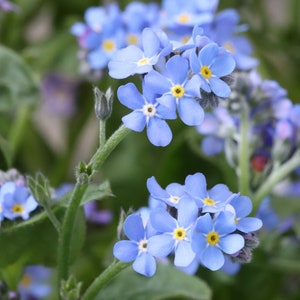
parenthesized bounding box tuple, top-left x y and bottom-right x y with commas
(96, 263, 211, 300)
(0, 45, 39, 111)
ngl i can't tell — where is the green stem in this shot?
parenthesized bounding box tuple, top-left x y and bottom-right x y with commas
(252, 149, 300, 212)
(81, 260, 130, 300)
(99, 119, 106, 147)
(57, 183, 88, 297)
(42, 201, 61, 233)
(89, 124, 131, 172)
(57, 124, 130, 298)
(238, 109, 250, 196)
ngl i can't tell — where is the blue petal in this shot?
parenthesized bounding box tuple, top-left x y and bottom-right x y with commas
(117, 83, 144, 109)
(14, 186, 29, 204)
(142, 28, 160, 57)
(191, 232, 207, 253)
(177, 97, 204, 126)
(174, 241, 196, 267)
(146, 176, 170, 201)
(184, 173, 207, 202)
(219, 234, 245, 254)
(70, 22, 86, 36)
(144, 70, 170, 95)
(199, 43, 219, 66)
(214, 211, 236, 235)
(211, 52, 236, 77)
(124, 214, 145, 241)
(113, 240, 138, 262)
(122, 111, 146, 132)
(156, 102, 177, 119)
(166, 55, 188, 84)
(208, 184, 232, 203)
(147, 234, 174, 258)
(133, 253, 156, 277)
(88, 50, 108, 69)
(23, 196, 38, 212)
(237, 217, 263, 233)
(147, 118, 172, 146)
(184, 75, 201, 98)
(150, 209, 176, 233)
(189, 51, 200, 74)
(230, 195, 252, 218)
(195, 213, 213, 234)
(157, 94, 177, 113)
(108, 46, 143, 79)
(166, 183, 185, 198)
(201, 136, 224, 156)
(209, 77, 231, 98)
(201, 246, 224, 271)
(177, 200, 198, 228)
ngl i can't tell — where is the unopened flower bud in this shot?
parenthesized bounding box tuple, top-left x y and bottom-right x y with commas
(93, 86, 114, 120)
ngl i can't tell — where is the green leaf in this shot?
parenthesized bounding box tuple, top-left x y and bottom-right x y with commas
(59, 181, 114, 207)
(0, 45, 39, 112)
(96, 263, 212, 300)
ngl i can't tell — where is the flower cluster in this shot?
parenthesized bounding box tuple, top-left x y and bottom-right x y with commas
(0, 169, 38, 224)
(113, 172, 262, 276)
(197, 71, 300, 180)
(71, 0, 256, 74)
(71, 0, 260, 146)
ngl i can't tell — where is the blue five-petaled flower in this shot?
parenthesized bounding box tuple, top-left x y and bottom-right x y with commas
(117, 82, 176, 146)
(113, 213, 157, 277)
(190, 42, 236, 98)
(192, 211, 245, 271)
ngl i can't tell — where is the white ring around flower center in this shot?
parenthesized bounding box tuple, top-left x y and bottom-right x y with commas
(143, 104, 156, 117)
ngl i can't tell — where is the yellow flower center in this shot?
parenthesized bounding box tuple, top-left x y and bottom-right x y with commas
(20, 274, 32, 287)
(137, 57, 150, 66)
(102, 39, 115, 52)
(171, 85, 185, 98)
(181, 35, 190, 45)
(138, 239, 148, 252)
(206, 231, 219, 245)
(126, 33, 139, 45)
(143, 104, 156, 117)
(203, 197, 215, 206)
(12, 204, 24, 214)
(223, 41, 235, 53)
(177, 13, 190, 24)
(200, 66, 212, 79)
(169, 196, 180, 204)
(173, 227, 186, 240)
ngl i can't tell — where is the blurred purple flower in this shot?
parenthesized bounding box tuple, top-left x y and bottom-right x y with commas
(84, 201, 112, 225)
(0, 0, 19, 12)
(41, 73, 79, 117)
(18, 265, 52, 300)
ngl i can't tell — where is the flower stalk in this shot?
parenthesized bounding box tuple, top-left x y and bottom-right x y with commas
(81, 260, 130, 300)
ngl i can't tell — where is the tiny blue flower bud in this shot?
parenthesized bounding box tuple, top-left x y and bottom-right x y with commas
(93, 86, 114, 120)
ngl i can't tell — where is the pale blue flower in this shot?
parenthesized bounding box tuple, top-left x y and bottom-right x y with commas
(144, 55, 204, 126)
(0, 182, 38, 220)
(117, 82, 176, 146)
(113, 214, 157, 277)
(108, 28, 172, 79)
(192, 212, 244, 271)
(190, 43, 236, 98)
(184, 173, 236, 213)
(147, 200, 198, 267)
